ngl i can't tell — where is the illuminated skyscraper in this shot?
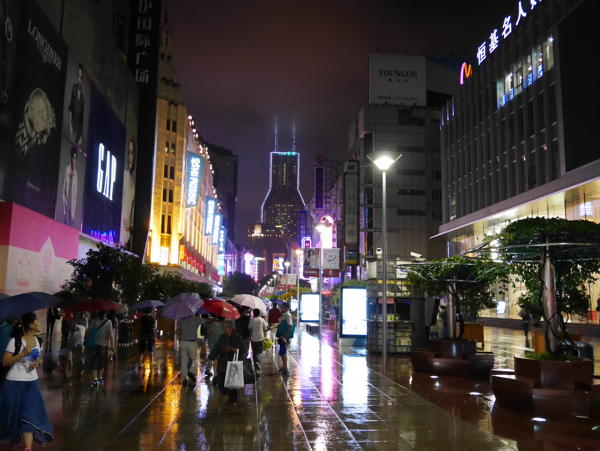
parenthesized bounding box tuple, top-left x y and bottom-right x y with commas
(260, 150, 306, 242)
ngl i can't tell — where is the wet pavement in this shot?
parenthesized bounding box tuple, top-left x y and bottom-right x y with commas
(2, 326, 599, 450)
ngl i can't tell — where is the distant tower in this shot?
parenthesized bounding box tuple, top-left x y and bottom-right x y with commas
(260, 119, 306, 243)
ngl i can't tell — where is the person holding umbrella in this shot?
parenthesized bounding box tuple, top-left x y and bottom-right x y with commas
(176, 313, 204, 386)
(0, 312, 53, 448)
(87, 311, 114, 387)
(207, 319, 242, 410)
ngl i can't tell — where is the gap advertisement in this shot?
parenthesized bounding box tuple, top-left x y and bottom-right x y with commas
(0, 0, 67, 218)
(340, 287, 367, 337)
(81, 85, 124, 245)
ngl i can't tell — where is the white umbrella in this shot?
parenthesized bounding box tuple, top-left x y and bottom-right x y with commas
(231, 294, 267, 315)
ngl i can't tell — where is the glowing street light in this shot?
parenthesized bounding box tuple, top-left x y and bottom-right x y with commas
(367, 150, 401, 370)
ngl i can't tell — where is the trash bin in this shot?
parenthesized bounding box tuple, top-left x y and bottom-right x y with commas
(574, 341, 594, 361)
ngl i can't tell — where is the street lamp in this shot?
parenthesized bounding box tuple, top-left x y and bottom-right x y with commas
(368, 150, 401, 371)
(284, 261, 290, 273)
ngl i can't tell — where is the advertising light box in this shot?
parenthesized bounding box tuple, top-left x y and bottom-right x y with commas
(300, 293, 320, 323)
(340, 287, 367, 337)
(204, 197, 216, 235)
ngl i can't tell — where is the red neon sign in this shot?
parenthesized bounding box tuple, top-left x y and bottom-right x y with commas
(460, 62, 473, 85)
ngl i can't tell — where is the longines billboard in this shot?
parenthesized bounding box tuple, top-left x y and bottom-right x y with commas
(368, 54, 426, 106)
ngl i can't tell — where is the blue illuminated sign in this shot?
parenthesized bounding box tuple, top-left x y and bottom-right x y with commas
(185, 153, 204, 208)
(204, 197, 216, 235)
(212, 213, 221, 245)
(218, 226, 226, 254)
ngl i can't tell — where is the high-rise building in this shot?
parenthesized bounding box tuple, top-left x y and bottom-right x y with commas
(207, 142, 238, 244)
(438, 0, 600, 322)
(260, 150, 306, 243)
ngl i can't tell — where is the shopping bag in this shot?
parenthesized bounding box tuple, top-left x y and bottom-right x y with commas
(263, 337, 273, 351)
(243, 358, 255, 384)
(224, 351, 244, 389)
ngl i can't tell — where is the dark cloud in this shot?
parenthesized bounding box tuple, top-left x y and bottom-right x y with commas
(167, 0, 514, 243)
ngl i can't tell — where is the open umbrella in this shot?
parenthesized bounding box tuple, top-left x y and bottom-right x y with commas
(132, 300, 165, 311)
(162, 293, 203, 320)
(0, 292, 63, 321)
(269, 298, 286, 305)
(68, 298, 118, 312)
(203, 299, 240, 320)
(231, 294, 267, 315)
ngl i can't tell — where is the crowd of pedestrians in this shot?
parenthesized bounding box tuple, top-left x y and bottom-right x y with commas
(0, 299, 296, 448)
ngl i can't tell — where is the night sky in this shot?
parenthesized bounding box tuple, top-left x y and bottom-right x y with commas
(167, 0, 514, 243)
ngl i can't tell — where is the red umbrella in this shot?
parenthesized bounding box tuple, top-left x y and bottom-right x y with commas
(202, 299, 240, 320)
(69, 298, 118, 312)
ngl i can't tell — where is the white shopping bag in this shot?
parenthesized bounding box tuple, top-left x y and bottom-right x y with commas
(224, 350, 244, 390)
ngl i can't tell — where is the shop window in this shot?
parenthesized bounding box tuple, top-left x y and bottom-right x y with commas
(166, 119, 171, 131)
(164, 143, 169, 154)
(171, 143, 176, 154)
(526, 53, 534, 86)
(514, 63, 523, 96)
(535, 43, 543, 79)
(167, 216, 172, 234)
(162, 188, 167, 202)
(172, 121, 177, 133)
(163, 164, 168, 178)
(504, 72, 514, 102)
(161, 214, 165, 233)
(496, 78, 505, 109)
(169, 166, 175, 179)
(169, 189, 173, 203)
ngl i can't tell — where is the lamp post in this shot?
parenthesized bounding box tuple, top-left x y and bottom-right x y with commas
(295, 248, 303, 329)
(316, 221, 330, 336)
(368, 150, 401, 371)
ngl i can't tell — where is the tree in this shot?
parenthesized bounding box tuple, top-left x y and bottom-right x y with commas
(406, 256, 508, 338)
(222, 271, 258, 296)
(498, 217, 600, 356)
(142, 271, 211, 301)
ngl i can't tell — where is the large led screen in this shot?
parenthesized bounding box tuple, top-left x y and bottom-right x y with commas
(300, 293, 320, 323)
(340, 287, 367, 337)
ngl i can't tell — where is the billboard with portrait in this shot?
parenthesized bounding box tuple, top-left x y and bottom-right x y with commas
(54, 53, 91, 230)
(0, 0, 67, 218)
(120, 135, 136, 249)
(81, 85, 125, 245)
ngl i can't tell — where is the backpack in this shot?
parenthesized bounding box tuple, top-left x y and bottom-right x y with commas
(83, 319, 109, 349)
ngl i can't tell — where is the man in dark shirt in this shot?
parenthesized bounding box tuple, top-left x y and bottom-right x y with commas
(208, 320, 242, 410)
(139, 308, 155, 366)
(235, 307, 251, 359)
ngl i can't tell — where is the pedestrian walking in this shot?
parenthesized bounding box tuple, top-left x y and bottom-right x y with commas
(207, 320, 242, 410)
(235, 307, 251, 359)
(138, 308, 155, 367)
(204, 316, 223, 378)
(519, 308, 532, 348)
(61, 318, 85, 381)
(276, 303, 293, 375)
(177, 313, 204, 385)
(0, 312, 53, 448)
(267, 304, 281, 341)
(86, 311, 114, 387)
(248, 308, 267, 372)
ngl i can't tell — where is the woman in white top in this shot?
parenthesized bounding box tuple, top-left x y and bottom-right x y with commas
(248, 308, 268, 371)
(0, 312, 53, 449)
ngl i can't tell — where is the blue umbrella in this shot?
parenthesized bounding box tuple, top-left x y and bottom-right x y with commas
(132, 300, 165, 311)
(0, 292, 62, 321)
(270, 299, 286, 305)
(161, 293, 203, 320)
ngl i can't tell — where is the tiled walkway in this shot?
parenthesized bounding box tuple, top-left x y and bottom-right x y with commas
(3, 326, 599, 450)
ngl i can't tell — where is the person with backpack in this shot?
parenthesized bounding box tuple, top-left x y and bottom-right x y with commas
(0, 312, 53, 449)
(85, 311, 114, 387)
(276, 303, 295, 375)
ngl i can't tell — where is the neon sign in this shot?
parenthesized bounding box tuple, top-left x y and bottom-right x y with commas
(204, 197, 216, 235)
(476, 0, 543, 66)
(96, 143, 117, 200)
(185, 153, 204, 207)
(459, 62, 473, 85)
(212, 214, 221, 245)
(218, 226, 226, 254)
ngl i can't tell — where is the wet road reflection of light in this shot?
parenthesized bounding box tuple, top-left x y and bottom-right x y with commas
(341, 355, 368, 406)
(320, 341, 334, 400)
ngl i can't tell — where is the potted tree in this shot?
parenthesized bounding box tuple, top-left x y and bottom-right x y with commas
(491, 217, 600, 418)
(407, 255, 508, 377)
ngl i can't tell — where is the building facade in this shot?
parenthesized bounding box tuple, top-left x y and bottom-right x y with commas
(0, 0, 153, 295)
(438, 0, 600, 321)
(207, 142, 238, 244)
(146, 29, 221, 288)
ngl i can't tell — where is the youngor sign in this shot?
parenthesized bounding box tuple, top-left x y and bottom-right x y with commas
(204, 197, 217, 235)
(369, 55, 426, 106)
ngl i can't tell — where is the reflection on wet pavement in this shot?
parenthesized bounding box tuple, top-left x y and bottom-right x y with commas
(9, 326, 599, 450)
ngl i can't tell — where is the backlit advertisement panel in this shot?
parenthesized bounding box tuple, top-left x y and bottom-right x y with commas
(54, 53, 91, 230)
(81, 85, 124, 245)
(369, 54, 426, 106)
(185, 152, 204, 208)
(340, 287, 367, 337)
(300, 293, 320, 323)
(212, 213, 221, 245)
(0, 0, 67, 218)
(204, 197, 216, 235)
